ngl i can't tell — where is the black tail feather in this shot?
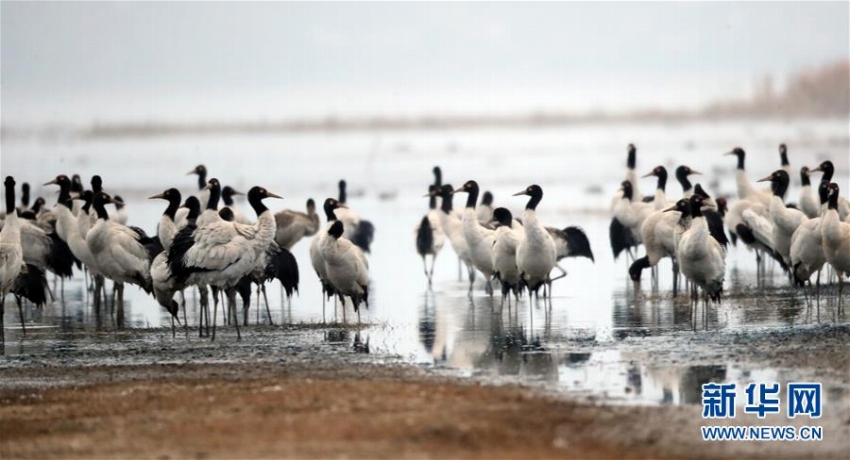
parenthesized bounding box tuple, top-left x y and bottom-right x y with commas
(267, 245, 299, 299)
(47, 230, 77, 278)
(14, 264, 49, 306)
(562, 226, 594, 262)
(416, 216, 433, 256)
(609, 217, 637, 260)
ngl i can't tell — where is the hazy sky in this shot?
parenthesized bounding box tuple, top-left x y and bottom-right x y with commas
(2, 2, 848, 124)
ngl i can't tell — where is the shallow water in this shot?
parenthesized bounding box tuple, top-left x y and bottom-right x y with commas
(2, 119, 849, 406)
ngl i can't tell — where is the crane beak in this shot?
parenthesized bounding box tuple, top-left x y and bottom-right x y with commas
(186, 169, 197, 175)
(640, 171, 655, 178)
(43, 178, 58, 186)
(810, 166, 822, 173)
(756, 175, 772, 183)
(148, 192, 166, 200)
(108, 197, 124, 205)
(662, 204, 678, 213)
(231, 190, 244, 196)
(450, 188, 462, 195)
(723, 150, 736, 156)
(511, 190, 527, 196)
(266, 192, 283, 199)
(689, 170, 703, 176)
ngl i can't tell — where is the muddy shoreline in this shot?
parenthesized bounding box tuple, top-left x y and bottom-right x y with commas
(2, 323, 848, 458)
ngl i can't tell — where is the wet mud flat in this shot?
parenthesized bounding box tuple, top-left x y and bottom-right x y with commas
(1, 323, 849, 459)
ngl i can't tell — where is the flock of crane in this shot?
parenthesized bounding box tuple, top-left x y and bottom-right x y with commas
(0, 166, 375, 345)
(607, 144, 850, 312)
(1, 143, 849, 348)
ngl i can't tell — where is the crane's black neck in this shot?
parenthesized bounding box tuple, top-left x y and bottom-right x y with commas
(780, 145, 789, 167)
(525, 188, 543, 210)
(207, 181, 221, 211)
(428, 188, 437, 210)
(221, 188, 235, 206)
(93, 194, 110, 220)
(440, 185, 454, 214)
(185, 197, 201, 224)
(57, 177, 72, 210)
(818, 182, 829, 205)
(4, 177, 15, 215)
(676, 168, 693, 193)
(197, 168, 207, 191)
(465, 184, 479, 210)
(820, 162, 835, 182)
(627, 145, 636, 169)
(247, 188, 268, 216)
(20, 183, 30, 207)
(338, 181, 347, 204)
(71, 176, 83, 193)
(734, 151, 745, 170)
(164, 191, 181, 220)
(324, 199, 338, 222)
(771, 172, 789, 198)
(81, 192, 93, 214)
(828, 188, 840, 210)
(689, 196, 703, 218)
(801, 169, 811, 187)
(91, 175, 103, 194)
(655, 168, 668, 192)
(433, 167, 442, 187)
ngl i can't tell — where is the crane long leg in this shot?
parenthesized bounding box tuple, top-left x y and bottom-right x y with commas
(211, 293, 218, 342)
(262, 284, 273, 326)
(15, 295, 26, 337)
(229, 289, 241, 341)
(1, 295, 5, 353)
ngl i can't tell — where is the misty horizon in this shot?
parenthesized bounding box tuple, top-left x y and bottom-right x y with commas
(2, 2, 848, 126)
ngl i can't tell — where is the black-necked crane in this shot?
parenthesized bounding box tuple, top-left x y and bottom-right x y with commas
(416, 185, 445, 286)
(149, 188, 182, 252)
(453, 180, 497, 295)
(811, 161, 850, 220)
(820, 183, 850, 314)
(335, 180, 375, 253)
(513, 184, 557, 300)
(611, 181, 654, 256)
(168, 186, 280, 340)
(319, 220, 369, 323)
(725, 147, 771, 205)
(431, 184, 476, 288)
(86, 191, 159, 327)
(16, 182, 30, 214)
(756, 170, 806, 273)
(610, 144, 641, 261)
(274, 199, 320, 250)
(2, 176, 24, 345)
(310, 198, 345, 323)
(643, 165, 670, 209)
(491, 207, 524, 305)
(675, 165, 702, 199)
(673, 194, 727, 309)
(790, 181, 830, 307)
